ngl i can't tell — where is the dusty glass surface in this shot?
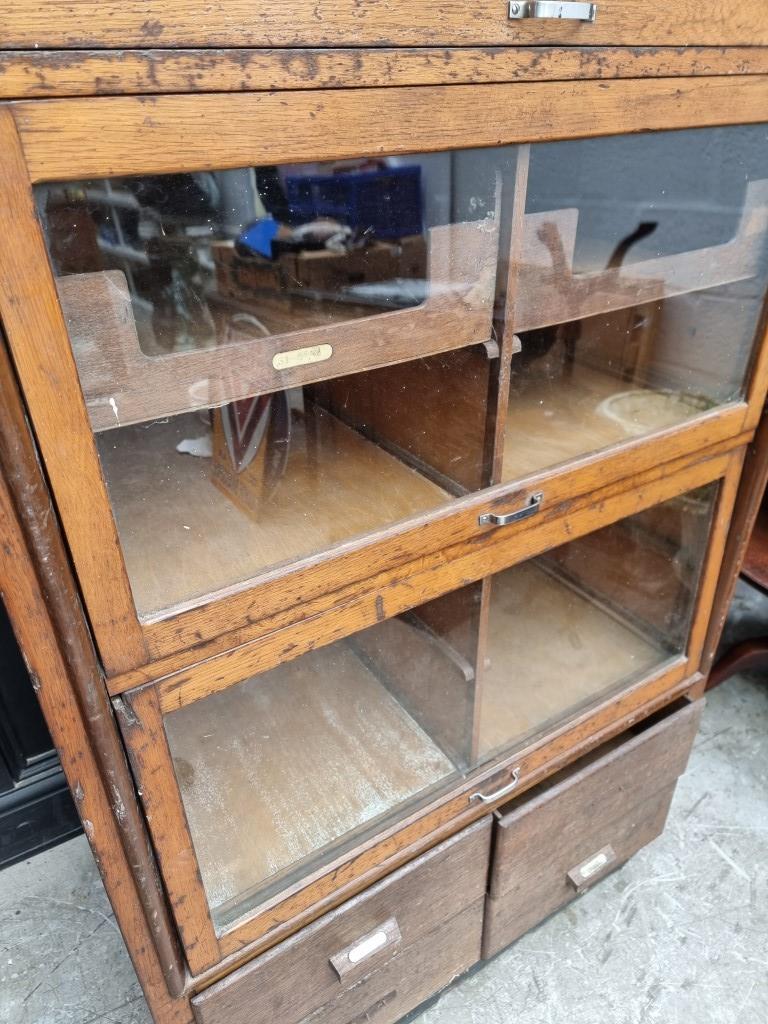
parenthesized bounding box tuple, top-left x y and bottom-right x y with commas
(164, 483, 716, 927)
(35, 126, 768, 616)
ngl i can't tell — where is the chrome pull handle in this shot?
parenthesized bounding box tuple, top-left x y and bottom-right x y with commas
(469, 767, 521, 804)
(509, 1, 597, 21)
(479, 491, 543, 528)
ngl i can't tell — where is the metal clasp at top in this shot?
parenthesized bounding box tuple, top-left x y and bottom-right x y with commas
(509, 1, 597, 21)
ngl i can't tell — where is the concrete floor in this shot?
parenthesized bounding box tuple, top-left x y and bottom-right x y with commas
(1, 602, 767, 1023)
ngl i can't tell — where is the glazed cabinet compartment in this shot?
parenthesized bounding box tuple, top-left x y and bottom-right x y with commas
(9, 106, 768, 674)
(482, 698, 702, 958)
(2, 0, 766, 48)
(191, 818, 491, 1024)
(115, 462, 730, 973)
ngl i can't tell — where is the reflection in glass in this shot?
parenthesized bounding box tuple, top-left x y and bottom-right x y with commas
(164, 484, 716, 926)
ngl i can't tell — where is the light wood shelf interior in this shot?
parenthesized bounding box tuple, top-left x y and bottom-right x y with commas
(164, 640, 456, 921)
(97, 403, 447, 617)
(475, 562, 666, 758)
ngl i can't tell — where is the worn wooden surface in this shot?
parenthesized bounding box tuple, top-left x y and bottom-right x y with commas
(161, 642, 454, 927)
(192, 820, 489, 1024)
(134, 413, 747, 676)
(117, 687, 222, 976)
(482, 699, 702, 956)
(477, 563, 664, 757)
(147, 443, 737, 711)
(0, 108, 146, 674)
(97, 404, 446, 617)
(0, 341, 191, 1019)
(1, 1, 766, 48)
(4, 47, 768, 99)
(12, 77, 768, 184)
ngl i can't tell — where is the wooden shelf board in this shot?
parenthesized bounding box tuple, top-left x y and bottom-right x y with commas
(96, 403, 447, 617)
(476, 562, 665, 758)
(163, 641, 455, 918)
(502, 364, 704, 482)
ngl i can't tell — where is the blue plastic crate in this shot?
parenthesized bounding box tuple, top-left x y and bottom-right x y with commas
(284, 166, 422, 240)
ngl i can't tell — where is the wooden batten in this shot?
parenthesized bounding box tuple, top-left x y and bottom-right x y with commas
(3, 47, 768, 99)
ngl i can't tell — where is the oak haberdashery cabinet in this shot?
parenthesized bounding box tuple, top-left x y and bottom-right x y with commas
(1, 4, 768, 1022)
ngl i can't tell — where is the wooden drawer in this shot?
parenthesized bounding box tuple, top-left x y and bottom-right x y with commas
(192, 817, 491, 1024)
(3, 1, 766, 48)
(482, 699, 702, 958)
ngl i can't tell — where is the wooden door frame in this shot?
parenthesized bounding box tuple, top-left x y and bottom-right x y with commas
(116, 445, 744, 975)
(1, 77, 768, 678)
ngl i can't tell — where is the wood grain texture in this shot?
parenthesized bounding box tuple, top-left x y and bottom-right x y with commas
(477, 563, 664, 757)
(4, 47, 768, 99)
(162, 642, 455, 925)
(145, 440, 739, 711)
(134, 409, 748, 675)
(0, 107, 145, 674)
(1, 1, 766, 48)
(482, 699, 702, 956)
(97, 405, 447, 617)
(0, 348, 190, 1018)
(117, 686, 222, 976)
(192, 819, 490, 1024)
(13, 77, 768, 184)
(58, 215, 496, 431)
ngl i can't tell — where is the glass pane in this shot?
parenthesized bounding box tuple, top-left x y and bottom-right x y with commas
(503, 126, 768, 482)
(163, 484, 715, 927)
(34, 126, 768, 618)
(475, 483, 717, 759)
(37, 150, 511, 615)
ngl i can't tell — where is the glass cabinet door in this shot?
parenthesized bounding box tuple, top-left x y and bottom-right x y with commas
(32, 124, 768, 628)
(159, 480, 717, 930)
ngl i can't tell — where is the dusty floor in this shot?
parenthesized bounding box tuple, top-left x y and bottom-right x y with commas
(1, 587, 767, 1023)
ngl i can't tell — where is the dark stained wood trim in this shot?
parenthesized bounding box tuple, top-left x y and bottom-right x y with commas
(2, 46, 768, 99)
(0, 331, 189, 1004)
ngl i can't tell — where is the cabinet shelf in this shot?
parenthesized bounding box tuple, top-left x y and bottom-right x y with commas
(164, 640, 456, 922)
(57, 215, 497, 432)
(97, 403, 447, 617)
(514, 179, 768, 332)
(476, 562, 666, 758)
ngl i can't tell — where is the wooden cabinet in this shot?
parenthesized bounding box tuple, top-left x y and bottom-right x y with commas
(0, 17, 766, 1024)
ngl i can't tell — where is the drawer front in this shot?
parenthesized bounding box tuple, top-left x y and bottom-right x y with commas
(192, 817, 491, 1024)
(482, 700, 702, 958)
(3, 2, 766, 48)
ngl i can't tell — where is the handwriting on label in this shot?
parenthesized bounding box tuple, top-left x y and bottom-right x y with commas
(579, 851, 610, 880)
(272, 344, 333, 370)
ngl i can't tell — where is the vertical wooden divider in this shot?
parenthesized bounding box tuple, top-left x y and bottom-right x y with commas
(471, 145, 531, 764)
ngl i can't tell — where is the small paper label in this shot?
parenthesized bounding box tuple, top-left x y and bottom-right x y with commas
(348, 930, 388, 964)
(272, 344, 333, 370)
(579, 852, 610, 880)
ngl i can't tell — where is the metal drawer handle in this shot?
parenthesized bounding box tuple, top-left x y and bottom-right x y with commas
(509, 1, 597, 21)
(479, 491, 543, 528)
(470, 766, 521, 804)
(330, 918, 402, 980)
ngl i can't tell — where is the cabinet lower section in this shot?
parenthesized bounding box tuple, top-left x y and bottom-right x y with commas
(190, 698, 701, 1024)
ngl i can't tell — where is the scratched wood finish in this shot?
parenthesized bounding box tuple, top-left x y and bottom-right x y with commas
(3, 47, 768, 99)
(191, 820, 490, 1024)
(138, 440, 741, 708)
(12, 77, 768, 184)
(1, 1, 766, 48)
(483, 699, 702, 956)
(0, 108, 147, 674)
